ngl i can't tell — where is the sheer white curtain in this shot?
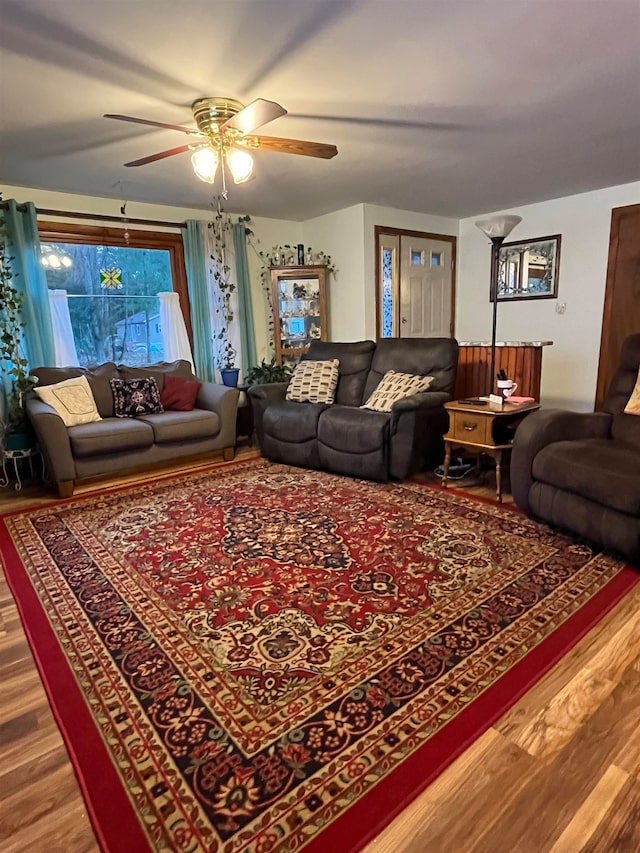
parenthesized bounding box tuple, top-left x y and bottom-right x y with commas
(47, 290, 79, 366)
(158, 292, 195, 370)
(202, 222, 242, 380)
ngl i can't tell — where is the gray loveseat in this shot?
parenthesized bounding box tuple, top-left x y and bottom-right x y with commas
(249, 337, 458, 481)
(25, 360, 239, 497)
(511, 333, 640, 565)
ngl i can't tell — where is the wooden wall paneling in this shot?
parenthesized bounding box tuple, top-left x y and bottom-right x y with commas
(454, 345, 545, 400)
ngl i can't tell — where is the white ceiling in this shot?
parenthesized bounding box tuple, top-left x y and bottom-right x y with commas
(1, 0, 639, 221)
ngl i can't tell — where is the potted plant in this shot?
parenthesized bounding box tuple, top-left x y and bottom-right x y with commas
(0, 206, 37, 449)
(244, 357, 293, 386)
(209, 199, 242, 388)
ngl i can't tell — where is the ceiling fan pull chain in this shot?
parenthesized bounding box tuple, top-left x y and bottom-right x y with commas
(221, 151, 229, 200)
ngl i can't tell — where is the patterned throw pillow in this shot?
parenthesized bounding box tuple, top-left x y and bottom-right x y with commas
(34, 376, 102, 427)
(624, 367, 640, 415)
(110, 377, 164, 418)
(361, 370, 434, 412)
(285, 359, 340, 404)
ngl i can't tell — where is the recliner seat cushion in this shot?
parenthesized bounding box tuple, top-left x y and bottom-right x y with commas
(69, 418, 154, 458)
(318, 405, 390, 454)
(138, 409, 220, 443)
(532, 438, 640, 515)
(263, 402, 329, 443)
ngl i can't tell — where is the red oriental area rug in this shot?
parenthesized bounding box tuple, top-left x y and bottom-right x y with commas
(1, 459, 637, 852)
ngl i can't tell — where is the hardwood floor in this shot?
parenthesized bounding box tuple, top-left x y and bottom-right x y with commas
(1, 459, 638, 853)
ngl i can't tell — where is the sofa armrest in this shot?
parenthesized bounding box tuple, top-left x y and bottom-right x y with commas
(196, 383, 240, 449)
(391, 390, 451, 414)
(511, 409, 612, 512)
(24, 395, 76, 485)
(247, 383, 289, 449)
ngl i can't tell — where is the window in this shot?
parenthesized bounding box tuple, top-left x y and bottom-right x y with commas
(38, 222, 191, 366)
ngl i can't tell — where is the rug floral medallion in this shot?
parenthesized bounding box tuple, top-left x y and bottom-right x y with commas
(2, 459, 636, 853)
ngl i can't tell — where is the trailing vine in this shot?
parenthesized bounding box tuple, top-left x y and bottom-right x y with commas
(207, 198, 252, 369)
(0, 198, 37, 435)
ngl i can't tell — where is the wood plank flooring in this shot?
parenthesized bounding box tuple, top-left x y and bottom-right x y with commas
(1, 457, 638, 852)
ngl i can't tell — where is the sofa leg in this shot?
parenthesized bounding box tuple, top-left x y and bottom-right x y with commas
(222, 447, 235, 462)
(58, 480, 75, 498)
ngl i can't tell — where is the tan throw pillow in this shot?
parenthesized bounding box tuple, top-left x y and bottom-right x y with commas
(34, 375, 102, 426)
(624, 367, 640, 415)
(362, 370, 434, 412)
(286, 359, 340, 404)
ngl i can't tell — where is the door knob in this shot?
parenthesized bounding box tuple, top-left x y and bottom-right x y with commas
(401, 317, 407, 324)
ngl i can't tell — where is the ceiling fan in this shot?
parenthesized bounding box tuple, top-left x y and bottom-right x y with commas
(105, 97, 338, 194)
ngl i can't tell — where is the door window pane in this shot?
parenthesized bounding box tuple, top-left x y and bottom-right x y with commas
(431, 251, 444, 266)
(41, 242, 173, 366)
(411, 249, 425, 266)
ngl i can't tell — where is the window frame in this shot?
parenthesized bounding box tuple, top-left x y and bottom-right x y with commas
(37, 221, 193, 345)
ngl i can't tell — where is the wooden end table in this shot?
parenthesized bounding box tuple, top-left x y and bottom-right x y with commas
(441, 399, 540, 501)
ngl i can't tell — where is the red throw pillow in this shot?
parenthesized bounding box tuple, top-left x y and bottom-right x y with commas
(160, 374, 202, 411)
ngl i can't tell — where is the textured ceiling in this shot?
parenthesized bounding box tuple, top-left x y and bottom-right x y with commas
(1, 0, 639, 221)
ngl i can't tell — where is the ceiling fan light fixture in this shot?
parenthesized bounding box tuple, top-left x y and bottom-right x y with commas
(191, 146, 219, 183)
(226, 147, 254, 184)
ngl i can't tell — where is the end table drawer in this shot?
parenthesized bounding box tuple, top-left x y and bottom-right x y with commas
(450, 412, 490, 444)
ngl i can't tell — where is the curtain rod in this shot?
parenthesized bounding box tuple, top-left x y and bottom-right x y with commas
(0, 201, 186, 229)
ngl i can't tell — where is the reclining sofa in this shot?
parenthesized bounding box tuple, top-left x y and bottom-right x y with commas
(25, 360, 239, 497)
(511, 332, 640, 565)
(249, 337, 458, 482)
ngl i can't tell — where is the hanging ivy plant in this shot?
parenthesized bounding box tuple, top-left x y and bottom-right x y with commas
(0, 199, 38, 436)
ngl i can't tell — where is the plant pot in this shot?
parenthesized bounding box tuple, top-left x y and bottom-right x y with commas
(5, 431, 33, 451)
(221, 368, 240, 388)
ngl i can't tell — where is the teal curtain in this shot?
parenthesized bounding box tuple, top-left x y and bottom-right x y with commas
(233, 222, 256, 375)
(183, 220, 215, 381)
(3, 200, 55, 368)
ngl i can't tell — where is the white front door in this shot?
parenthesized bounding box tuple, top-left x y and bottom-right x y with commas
(399, 235, 453, 338)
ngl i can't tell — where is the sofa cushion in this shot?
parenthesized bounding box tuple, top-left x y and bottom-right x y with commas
(532, 438, 640, 515)
(318, 405, 390, 454)
(263, 401, 329, 443)
(118, 360, 195, 393)
(110, 377, 164, 417)
(138, 409, 220, 443)
(68, 418, 154, 458)
(363, 337, 458, 399)
(361, 370, 433, 412)
(286, 359, 340, 404)
(304, 341, 375, 407)
(34, 376, 102, 426)
(31, 362, 118, 417)
(160, 374, 202, 411)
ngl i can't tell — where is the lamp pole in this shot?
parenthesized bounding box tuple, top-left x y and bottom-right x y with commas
(489, 235, 504, 395)
(474, 214, 523, 397)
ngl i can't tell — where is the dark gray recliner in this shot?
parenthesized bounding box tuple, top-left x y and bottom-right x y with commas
(249, 337, 459, 481)
(511, 333, 640, 565)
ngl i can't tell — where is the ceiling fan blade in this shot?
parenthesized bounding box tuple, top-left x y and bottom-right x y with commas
(253, 136, 338, 159)
(104, 114, 199, 135)
(124, 144, 193, 167)
(221, 98, 287, 134)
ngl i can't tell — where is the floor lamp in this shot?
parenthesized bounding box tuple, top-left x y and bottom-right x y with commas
(474, 214, 522, 395)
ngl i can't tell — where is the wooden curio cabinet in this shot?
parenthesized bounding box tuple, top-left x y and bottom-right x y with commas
(270, 265, 328, 364)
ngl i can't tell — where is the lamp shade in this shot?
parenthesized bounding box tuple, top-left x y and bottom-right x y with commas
(191, 146, 219, 183)
(475, 215, 522, 241)
(227, 148, 254, 184)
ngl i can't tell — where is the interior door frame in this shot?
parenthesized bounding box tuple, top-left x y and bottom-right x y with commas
(594, 203, 640, 410)
(374, 226, 457, 339)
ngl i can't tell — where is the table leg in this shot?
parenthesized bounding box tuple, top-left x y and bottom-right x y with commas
(0, 455, 9, 488)
(495, 449, 503, 502)
(441, 442, 452, 489)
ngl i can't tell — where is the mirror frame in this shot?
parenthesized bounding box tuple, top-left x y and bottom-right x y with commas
(494, 234, 561, 302)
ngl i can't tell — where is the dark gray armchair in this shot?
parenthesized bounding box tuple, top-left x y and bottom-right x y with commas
(511, 333, 640, 564)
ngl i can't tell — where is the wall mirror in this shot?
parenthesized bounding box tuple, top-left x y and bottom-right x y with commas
(495, 234, 561, 301)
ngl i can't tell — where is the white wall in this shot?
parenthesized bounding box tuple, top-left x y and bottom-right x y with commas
(301, 204, 367, 341)
(457, 182, 640, 410)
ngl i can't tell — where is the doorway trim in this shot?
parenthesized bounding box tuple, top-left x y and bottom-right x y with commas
(374, 226, 457, 339)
